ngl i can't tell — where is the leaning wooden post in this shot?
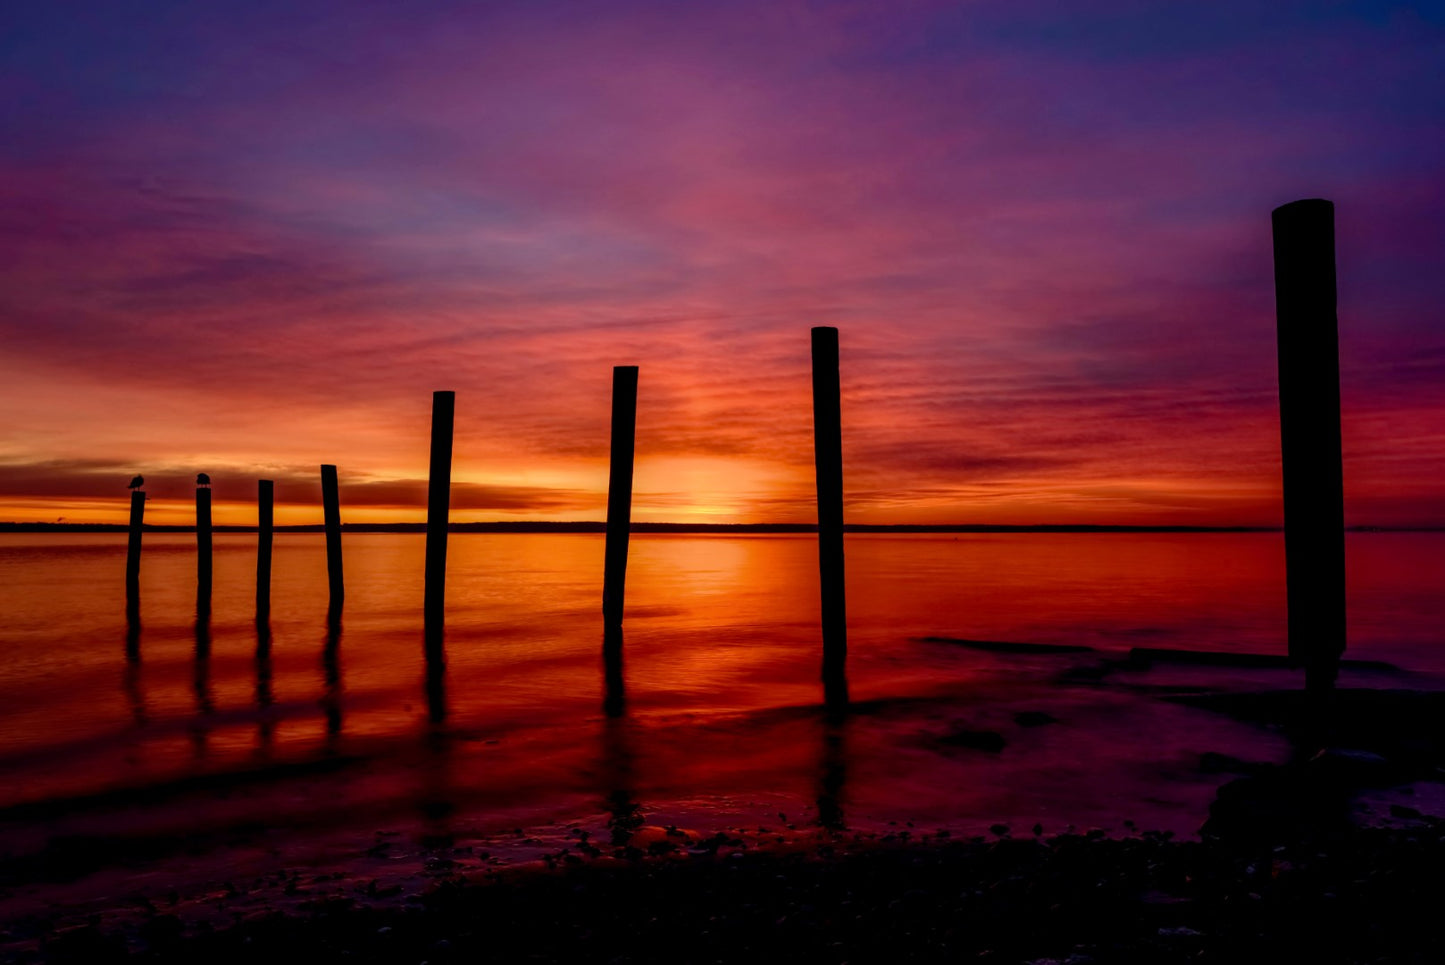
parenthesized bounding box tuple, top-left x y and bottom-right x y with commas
(256, 480, 274, 618)
(425, 391, 455, 663)
(1272, 199, 1346, 693)
(811, 327, 847, 700)
(126, 487, 145, 617)
(603, 366, 639, 630)
(320, 464, 344, 611)
(196, 476, 212, 599)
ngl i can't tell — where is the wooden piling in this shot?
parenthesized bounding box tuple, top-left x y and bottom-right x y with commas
(603, 366, 639, 630)
(196, 482, 212, 599)
(425, 391, 455, 662)
(811, 327, 847, 698)
(126, 489, 145, 618)
(1272, 198, 1346, 692)
(321, 464, 344, 610)
(257, 480, 274, 617)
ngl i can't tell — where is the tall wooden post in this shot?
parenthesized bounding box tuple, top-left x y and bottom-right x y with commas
(126, 488, 145, 619)
(811, 327, 847, 701)
(196, 480, 212, 600)
(425, 391, 455, 663)
(603, 366, 639, 630)
(257, 479, 274, 618)
(321, 464, 344, 611)
(1272, 198, 1346, 692)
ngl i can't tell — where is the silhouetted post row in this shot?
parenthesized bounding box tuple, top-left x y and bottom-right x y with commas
(196, 474, 212, 601)
(1272, 198, 1346, 693)
(126, 484, 145, 618)
(256, 479, 274, 618)
(425, 390, 455, 664)
(603, 366, 639, 631)
(811, 326, 847, 703)
(321, 464, 344, 613)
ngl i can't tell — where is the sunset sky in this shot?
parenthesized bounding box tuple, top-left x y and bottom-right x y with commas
(2, 1, 1442, 527)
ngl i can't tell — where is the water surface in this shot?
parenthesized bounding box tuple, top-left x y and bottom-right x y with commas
(0, 532, 1440, 862)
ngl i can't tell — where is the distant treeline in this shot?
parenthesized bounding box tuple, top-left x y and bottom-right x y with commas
(7, 521, 1441, 535)
(0, 520, 1380, 535)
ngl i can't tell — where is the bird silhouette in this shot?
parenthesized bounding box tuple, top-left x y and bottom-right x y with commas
(196, 472, 211, 487)
(128, 475, 144, 490)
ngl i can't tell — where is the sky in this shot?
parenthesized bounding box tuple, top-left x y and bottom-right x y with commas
(2, 0, 1442, 527)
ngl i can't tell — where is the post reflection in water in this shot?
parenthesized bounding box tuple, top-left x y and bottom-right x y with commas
(255, 619, 275, 753)
(424, 651, 447, 726)
(601, 713, 641, 845)
(322, 608, 343, 744)
(122, 616, 146, 725)
(602, 627, 625, 718)
(125, 602, 141, 661)
(823, 665, 849, 712)
(418, 729, 455, 847)
(190, 592, 214, 757)
(418, 620, 450, 840)
(816, 711, 849, 831)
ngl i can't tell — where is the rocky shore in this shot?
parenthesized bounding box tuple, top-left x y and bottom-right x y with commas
(18, 818, 1445, 964)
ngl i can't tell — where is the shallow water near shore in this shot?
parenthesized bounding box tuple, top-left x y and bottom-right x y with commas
(1, 531, 1443, 885)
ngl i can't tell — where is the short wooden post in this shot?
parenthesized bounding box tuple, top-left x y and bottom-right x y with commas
(425, 391, 455, 663)
(1272, 199, 1346, 693)
(257, 480, 274, 617)
(603, 366, 639, 630)
(196, 479, 212, 600)
(811, 327, 847, 701)
(321, 464, 344, 610)
(126, 488, 145, 619)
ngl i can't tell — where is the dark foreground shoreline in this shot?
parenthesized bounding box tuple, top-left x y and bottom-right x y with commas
(7, 688, 1445, 963)
(16, 821, 1445, 965)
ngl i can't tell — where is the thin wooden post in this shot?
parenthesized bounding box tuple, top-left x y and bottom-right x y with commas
(126, 488, 144, 619)
(257, 480, 274, 617)
(603, 366, 639, 630)
(321, 464, 344, 611)
(196, 480, 212, 600)
(811, 327, 847, 702)
(425, 391, 455, 662)
(1272, 198, 1346, 693)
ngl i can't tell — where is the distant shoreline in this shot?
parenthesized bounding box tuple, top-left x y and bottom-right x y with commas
(3, 521, 1435, 534)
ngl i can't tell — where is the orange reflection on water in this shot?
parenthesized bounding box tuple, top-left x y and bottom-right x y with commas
(0, 531, 1441, 860)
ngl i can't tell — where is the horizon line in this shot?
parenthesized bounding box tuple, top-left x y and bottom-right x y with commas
(3, 521, 1441, 535)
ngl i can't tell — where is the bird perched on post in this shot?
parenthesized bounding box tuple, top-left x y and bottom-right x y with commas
(128, 475, 144, 490)
(196, 473, 211, 487)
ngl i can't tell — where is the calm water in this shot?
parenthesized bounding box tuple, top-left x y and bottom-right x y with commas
(0, 532, 1441, 858)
